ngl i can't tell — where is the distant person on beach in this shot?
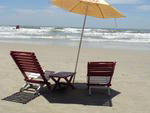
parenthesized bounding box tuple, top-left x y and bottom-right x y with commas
(16, 25, 20, 29)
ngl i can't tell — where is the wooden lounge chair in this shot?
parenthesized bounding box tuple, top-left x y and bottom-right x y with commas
(10, 51, 54, 94)
(87, 62, 116, 95)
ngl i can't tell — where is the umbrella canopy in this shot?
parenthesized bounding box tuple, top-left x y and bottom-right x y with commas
(52, 0, 124, 18)
(52, 0, 125, 83)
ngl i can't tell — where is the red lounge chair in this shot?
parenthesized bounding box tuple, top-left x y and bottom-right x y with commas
(10, 51, 54, 94)
(87, 62, 116, 95)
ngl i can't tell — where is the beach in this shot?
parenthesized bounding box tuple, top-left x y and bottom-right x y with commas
(0, 42, 150, 113)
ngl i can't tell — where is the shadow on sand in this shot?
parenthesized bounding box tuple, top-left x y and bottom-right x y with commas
(40, 83, 120, 107)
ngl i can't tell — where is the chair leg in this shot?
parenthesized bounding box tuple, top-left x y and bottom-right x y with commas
(52, 78, 61, 90)
(87, 84, 89, 90)
(35, 85, 42, 95)
(64, 77, 75, 89)
(108, 87, 111, 96)
(46, 82, 51, 90)
(68, 76, 75, 89)
(20, 83, 29, 92)
(88, 86, 92, 96)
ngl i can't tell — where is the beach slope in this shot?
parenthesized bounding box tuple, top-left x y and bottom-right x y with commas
(0, 43, 150, 113)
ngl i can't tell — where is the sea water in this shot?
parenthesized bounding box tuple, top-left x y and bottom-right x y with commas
(0, 25, 150, 51)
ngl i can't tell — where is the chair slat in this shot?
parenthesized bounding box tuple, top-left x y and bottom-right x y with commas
(15, 59, 38, 64)
(88, 71, 112, 76)
(88, 68, 113, 71)
(19, 64, 40, 68)
(13, 57, 35, 61)
(17, 61, 38, 65)
(22, 69, 40, 73)
(21, 66, 39, 70)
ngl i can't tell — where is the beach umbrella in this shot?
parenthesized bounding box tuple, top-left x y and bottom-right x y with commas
(52, 0, 125, 83)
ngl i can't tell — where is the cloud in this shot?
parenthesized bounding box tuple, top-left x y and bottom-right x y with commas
(14, 7, 54, 15)
(137, 5, 150, 12)
(0, 5, 6, 9)
(106, 0, 141, 4)
(0, 5, 6, 13)
(0, 6, 64, 26)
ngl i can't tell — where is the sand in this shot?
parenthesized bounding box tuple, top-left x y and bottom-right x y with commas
(0, 42, 150, 113)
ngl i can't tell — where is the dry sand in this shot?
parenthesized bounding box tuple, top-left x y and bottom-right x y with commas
(0, 42, 150, 113)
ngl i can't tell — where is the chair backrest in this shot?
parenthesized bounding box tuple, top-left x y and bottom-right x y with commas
(87, 62, 116, 86)
(10, 51, 47, 82)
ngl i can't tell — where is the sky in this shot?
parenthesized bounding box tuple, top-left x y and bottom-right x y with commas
(0, 0, 150, 29)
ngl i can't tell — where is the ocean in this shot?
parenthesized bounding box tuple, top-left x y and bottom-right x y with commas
(0, 25, 150, 51)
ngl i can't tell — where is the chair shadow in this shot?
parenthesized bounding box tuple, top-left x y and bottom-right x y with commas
(40, 83, 120, 107)
(2, 91, 39, 104)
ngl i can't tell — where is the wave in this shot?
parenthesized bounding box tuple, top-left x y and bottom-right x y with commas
(0, 26, 150, 43)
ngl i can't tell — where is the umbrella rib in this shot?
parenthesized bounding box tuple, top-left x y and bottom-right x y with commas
(69, 1, 81, 12)
(96, 4, 104, 18)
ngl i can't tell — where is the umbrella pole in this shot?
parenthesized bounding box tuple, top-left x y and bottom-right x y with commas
(73, 6, 88, 84)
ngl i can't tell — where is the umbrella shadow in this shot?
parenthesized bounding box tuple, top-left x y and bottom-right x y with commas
(41, 83, 120, 107)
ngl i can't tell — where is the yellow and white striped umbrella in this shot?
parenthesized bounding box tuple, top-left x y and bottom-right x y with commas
(52, 0, 124, 18)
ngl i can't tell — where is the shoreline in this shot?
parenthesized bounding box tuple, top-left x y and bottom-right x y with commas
(0, 40, 150, 52)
